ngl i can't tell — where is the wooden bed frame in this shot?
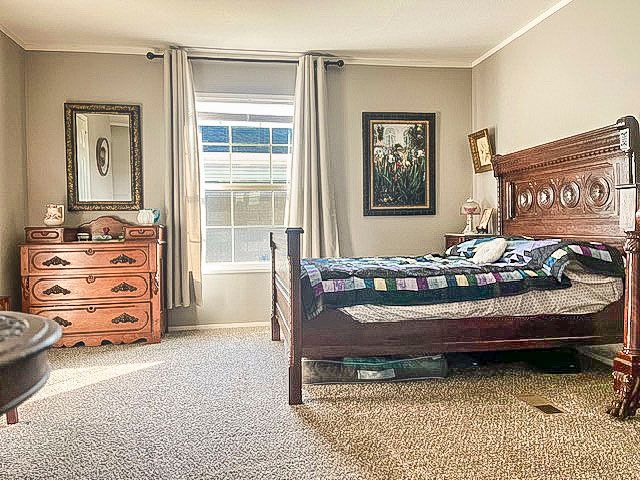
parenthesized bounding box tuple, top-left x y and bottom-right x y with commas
(270, 116, 640, 418)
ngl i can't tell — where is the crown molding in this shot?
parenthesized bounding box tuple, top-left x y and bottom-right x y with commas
(0, 22, 26, 49)
(471, 0, 573, 67)
(22, 43, 157, 56)
(3, 0, 571, 70)
(187, 47, 472, 68)
(343, 56, 470, 69)
(15, 41, 474, 68)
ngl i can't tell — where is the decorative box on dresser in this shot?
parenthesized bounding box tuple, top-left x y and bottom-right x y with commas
(20, 216, 166, 347)
(444, 233, 493, 249)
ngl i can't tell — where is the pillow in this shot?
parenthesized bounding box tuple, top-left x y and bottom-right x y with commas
(446, 237, 497, 258)
(470, 238, 508, 265)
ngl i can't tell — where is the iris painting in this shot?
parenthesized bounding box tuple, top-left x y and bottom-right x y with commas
(363, 112, 436, 216)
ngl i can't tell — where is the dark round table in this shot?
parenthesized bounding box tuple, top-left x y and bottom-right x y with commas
(0, 312, 61, 424)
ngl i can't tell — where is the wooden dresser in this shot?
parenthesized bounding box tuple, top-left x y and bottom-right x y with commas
(20, 216, 166, 347)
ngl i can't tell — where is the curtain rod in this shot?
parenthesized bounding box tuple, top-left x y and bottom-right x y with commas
(146, 52, 344, 67)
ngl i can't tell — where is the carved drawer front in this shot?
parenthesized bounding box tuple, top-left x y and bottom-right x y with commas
(27, 246, 150, 274)
(30, 303, 151, 336)
(30, 274, 150, 305)
(124, 226, 157, 240)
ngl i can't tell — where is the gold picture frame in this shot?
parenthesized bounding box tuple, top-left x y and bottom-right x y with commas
(64, 102, 142, 211)
(468, 128, 494, 174)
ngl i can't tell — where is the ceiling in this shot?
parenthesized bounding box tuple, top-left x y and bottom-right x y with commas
(0, 0, 569, 66)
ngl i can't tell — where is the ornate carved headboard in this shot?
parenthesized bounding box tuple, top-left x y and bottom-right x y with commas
(492, 116, 640, 248)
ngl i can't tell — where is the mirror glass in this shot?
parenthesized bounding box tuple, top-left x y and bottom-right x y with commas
(75, 113, 132, 202)
(65, 103, 142, 211)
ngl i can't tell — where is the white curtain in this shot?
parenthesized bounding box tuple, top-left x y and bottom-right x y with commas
(285, 55, 340, 258)
(163, 48, 202, 308)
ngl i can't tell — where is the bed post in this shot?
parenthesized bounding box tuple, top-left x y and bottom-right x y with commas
(608, 116, 640, 419)
(270, 232, 280, 342)
(286, 227, 304, 405)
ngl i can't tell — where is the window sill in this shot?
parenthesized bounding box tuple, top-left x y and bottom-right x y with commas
(203, 262, 271, 275)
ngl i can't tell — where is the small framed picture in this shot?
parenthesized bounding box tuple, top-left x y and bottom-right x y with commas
(476, 207, 495, 233)
(468, 129, 494, 174)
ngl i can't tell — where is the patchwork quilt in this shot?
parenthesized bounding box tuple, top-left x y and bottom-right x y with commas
(300, 237, 624, 319)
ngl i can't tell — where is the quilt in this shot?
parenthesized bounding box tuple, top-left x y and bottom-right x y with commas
(300, 237, 624, 319)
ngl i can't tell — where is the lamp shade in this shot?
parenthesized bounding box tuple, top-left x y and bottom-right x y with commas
(460, 198, 481, 216)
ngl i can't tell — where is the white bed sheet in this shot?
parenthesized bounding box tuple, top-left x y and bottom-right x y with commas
(339, 268, 623, 324)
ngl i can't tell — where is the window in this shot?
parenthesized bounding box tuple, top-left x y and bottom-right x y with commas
(197, 95, 293, 268)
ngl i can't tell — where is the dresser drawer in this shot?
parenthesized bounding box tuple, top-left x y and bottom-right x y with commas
(29, 274, 150, 305)
(30, 303, 151, 336)
(24, 245, 150, 274)
(124, 226, 157, 240)
(25, 227, 78, 244)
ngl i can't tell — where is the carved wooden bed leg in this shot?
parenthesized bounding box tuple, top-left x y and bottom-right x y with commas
(609, 230, 640, 419)
(287, 228, 304, 405)
(289, 362, 303, 405)
(6, 408, 18, 425)
(271, 314, 281, 342)
(270, 233, 281, 342)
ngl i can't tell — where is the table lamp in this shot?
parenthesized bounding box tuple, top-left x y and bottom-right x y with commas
(460, 198, 481, 234)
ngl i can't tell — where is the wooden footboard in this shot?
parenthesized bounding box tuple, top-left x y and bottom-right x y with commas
(270, 228, 304, 404)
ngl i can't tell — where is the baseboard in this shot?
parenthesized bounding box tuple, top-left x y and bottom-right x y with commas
(168, 321, 270, 332)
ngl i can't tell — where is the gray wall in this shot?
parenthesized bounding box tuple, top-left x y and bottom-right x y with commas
(25, 51, 166, 225)
(472, 0, 640, 205)
(0, 31, 27, 308)
(22, 52, 472, 326)
(328, 65, 472, 257)
(172, 62, 472, 326)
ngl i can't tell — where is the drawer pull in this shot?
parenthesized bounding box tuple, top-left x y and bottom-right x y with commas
(85, 248, 95, 256)
(43, 285, 71, 296)
(86, 275, 96, 284)
(87, 306, 96, 313)
(111, 282, 138, 293)
(33, 231, 59, 238)
(42, 256, 71, 267)
(110, 254, 137, 265)
(52, 316, 72, 327)
(112, 313, 139, 324)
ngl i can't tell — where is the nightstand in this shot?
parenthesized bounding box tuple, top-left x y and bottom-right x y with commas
(444, 233, 494, 250)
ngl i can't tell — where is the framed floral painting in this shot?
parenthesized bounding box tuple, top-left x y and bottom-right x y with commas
(362, 112, 436, 216)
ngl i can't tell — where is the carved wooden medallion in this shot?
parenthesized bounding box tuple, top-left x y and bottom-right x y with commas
(559, 181, 580, 208)
(586, 176, 611, 208)
(536, 184, 555, 209)
(517, 187, 534, 212)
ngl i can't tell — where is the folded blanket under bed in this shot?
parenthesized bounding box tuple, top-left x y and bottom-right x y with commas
(300, 237, 625, 319)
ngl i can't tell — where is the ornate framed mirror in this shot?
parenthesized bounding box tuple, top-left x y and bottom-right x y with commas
(64, 103, 142, 211)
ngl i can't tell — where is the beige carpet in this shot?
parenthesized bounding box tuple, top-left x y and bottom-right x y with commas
(2, 327, 640, 479)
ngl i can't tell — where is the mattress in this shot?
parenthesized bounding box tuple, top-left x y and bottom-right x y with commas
(339, 267, 623, 324)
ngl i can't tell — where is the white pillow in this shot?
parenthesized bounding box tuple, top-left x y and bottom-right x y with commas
(470, 238, 507, 265)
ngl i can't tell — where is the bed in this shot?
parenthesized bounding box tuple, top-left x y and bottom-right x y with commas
(270, 116, 640, 419)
